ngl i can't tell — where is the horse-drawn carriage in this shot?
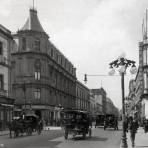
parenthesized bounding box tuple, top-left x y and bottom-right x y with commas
(9, 114, 43, 138)
(61, 110, 92, 139)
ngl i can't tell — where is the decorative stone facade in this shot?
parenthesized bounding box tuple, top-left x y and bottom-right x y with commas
(11, 9, 76, 124)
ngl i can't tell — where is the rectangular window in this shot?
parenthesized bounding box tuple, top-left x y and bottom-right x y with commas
(147, 47, 148, 65)
(143, 47, 147, 66)
(56, 54, 58, 61)
(34, 39, 40, 51)
(51, 49, 53, 58)
(0, 74, 4, 89)
(34, 88, 41, 99)
(65, 59, 67, 68)
(144, 73, 147, 89)
(22, 38, 26, 51)
(61, 58, 62, 65)
(35, 71, 41, 80)
(0, 41, 3, 55)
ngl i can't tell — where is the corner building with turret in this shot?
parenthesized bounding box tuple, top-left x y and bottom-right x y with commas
(11, 8, 76, 124)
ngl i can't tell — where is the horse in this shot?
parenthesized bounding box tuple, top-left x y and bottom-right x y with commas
(8, 118, 33, 138)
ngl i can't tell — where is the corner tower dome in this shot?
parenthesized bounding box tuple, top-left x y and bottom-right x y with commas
(21, 8, 45, 33)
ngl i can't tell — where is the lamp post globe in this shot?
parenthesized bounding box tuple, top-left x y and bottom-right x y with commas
(118, 65, 126, 74)
(109, 67, 115, 76)
(130, 66, 137, 74)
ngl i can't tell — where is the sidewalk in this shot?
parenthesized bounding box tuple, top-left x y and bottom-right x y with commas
(0, 130, 9, 136)
(0, 126, 62, 136)
(121, 127, 148, 148)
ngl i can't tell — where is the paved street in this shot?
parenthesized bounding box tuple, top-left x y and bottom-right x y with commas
(0, 126, 122, 148)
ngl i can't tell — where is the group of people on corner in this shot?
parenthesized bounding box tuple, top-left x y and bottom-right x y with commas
(124, 116, 139, 147)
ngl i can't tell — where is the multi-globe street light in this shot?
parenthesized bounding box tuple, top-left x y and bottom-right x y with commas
(109, 55, 137, 148)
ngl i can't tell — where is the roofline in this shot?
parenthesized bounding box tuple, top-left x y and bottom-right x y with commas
(76, 80, 90, 91)
(0, 24, 12, 39)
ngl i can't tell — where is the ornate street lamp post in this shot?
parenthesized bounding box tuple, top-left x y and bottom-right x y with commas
(109, 56, 137, 148)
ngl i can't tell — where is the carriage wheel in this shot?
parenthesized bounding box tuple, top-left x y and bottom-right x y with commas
(83, 132, 86, 139)
(104, 126, 106, 130)
(73, 134, 76, 138)
(9, 130, 12, 138)
(15, 130, 19, 138)
(64, 130, 68, 139)
(27, 127, 32, 135)
(37, 128, 41, 135)
(37, 125, 42, 135)
(89, 128, 92, 138)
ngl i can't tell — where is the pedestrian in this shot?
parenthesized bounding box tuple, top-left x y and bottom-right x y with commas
(114, 117, 118, 130)
(125, 116, 129, 133)
(37, 118, 43, 135)
(129, 117, 139, 147)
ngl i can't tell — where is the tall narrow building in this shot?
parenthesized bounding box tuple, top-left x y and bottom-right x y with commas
(11, 8, 76, 123)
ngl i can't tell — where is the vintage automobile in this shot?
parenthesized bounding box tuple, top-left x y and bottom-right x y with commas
(103, 114, 118, 130)
(95, 114, 105, 127)
(61, 110, 92, 139)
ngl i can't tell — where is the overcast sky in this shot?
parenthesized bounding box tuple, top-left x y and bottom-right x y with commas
(0, 0, 147, 109)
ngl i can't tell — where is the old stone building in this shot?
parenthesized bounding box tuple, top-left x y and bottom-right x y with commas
(76, 80, 90, 111)
(91, 87, 107, 115)
(11, 8, 76, 123)
(90, 91, 96, 116)
(0, 25, 14, 130)
(128, 40, 148, 121)
(106, 97, 119, 116)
